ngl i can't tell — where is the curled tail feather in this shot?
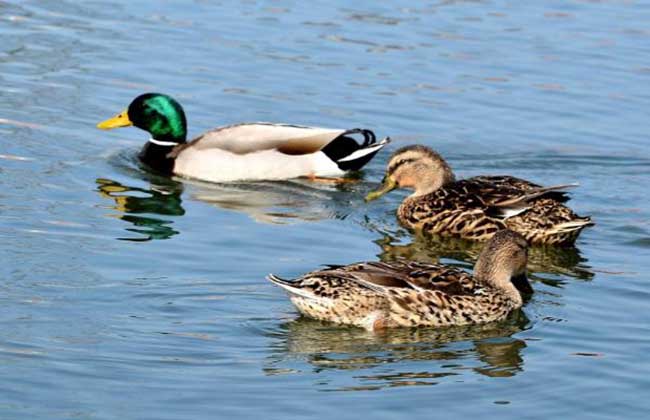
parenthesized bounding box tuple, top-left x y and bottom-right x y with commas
(326, 136, 391, 171)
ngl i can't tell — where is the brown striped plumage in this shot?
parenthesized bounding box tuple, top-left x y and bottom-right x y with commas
(366, 145, 593, 245)
(268, 230, 531, 330)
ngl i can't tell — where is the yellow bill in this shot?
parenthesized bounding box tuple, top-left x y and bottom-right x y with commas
(97, 109, 132, 130)
(364, 176, 397, 202)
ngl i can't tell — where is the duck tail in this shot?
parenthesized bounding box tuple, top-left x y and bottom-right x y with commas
(337, 136, 391, 170)
(550, 217, 595, 233)
(266, 274, 317, 300)
(533, 216, 594, 245)
(322, 131, 390, 171)
(267, 273, 294, 287)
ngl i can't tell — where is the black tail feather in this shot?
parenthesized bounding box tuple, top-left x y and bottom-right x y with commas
(321, 131, 389, 171)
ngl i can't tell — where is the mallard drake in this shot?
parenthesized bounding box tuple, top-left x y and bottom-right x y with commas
(268, 230, 532, 330)
(97, 93, 390, 182)
(365, 145, 593, 245)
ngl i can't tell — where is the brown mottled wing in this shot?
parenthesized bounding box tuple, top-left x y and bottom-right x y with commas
(465, 176, 574, 205)
(428, 178, 575, 221)
(457, 177, 536, 207)
(317, 261, 479, 297)
(412, 183, 486, 213)
(406, 177, 537, 217)
(470, 175, 541, 191)
(455, 178, 590, 244)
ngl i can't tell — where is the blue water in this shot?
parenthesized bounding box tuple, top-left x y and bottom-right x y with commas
(1, 1, 649, 418)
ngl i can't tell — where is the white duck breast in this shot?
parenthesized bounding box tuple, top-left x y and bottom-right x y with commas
(170, 123, 389, 183)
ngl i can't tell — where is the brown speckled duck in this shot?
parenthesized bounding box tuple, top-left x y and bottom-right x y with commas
(365, 145, 593, 245)
(267, 230, 532, 330)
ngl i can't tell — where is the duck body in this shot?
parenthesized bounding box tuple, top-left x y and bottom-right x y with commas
(366, 146, 593, 246)
(168, 123, 387, 183)
(98, 94, 389, 183)
(269, 230, 531, 330)
(398, 175, 591, 245)
(269, 262, 519, 330)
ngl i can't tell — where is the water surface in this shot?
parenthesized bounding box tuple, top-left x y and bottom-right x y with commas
(1, 1, 649, 418)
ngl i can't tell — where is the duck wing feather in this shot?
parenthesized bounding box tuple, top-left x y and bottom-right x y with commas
(321, 261, 479, 296)
(170, 123, 365, 156)
(464, 177, 576, 204)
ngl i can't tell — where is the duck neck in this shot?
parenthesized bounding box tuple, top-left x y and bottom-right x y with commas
(494, 273, 523, 307)
(411, 170, 456, 197)
(138, 138, 181, 175)
(474, 263, 523, 307)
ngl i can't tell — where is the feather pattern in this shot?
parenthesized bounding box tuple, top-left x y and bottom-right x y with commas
(368, 146, 592, 245)
(268, 255, 523, 330)
(398, 175, 592, 245)
(268, 230, 531, 330)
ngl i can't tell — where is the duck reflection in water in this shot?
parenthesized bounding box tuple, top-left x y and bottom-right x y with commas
(184, 178, 354, 225)
(105, 148, 369, 225)
(264, 312, 529, 390)
(166, 175, 366, 224)
(96, 178, 185, 241)
(373, 229, 593, 282)
(96, 173, 365, 240)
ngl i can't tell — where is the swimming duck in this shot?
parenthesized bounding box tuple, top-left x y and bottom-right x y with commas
(365, 145, 593, 245)
(97, 93, 390, 182)
(268, 230, 532, 330)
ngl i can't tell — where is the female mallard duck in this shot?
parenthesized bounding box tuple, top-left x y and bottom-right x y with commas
(97, 93, 390, 182)
(365, 145, 593, 245)
(268, 230, 532, 330)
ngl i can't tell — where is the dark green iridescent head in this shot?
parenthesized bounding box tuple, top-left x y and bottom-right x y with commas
(127, 93, 187, 142)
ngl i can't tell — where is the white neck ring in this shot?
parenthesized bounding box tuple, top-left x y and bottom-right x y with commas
(148, 138, 179, 147)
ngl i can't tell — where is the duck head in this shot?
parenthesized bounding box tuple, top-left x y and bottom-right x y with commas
(365, 145, 455, 201)
(97, 93, 187, 144)
(473, 230, 533, 302)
